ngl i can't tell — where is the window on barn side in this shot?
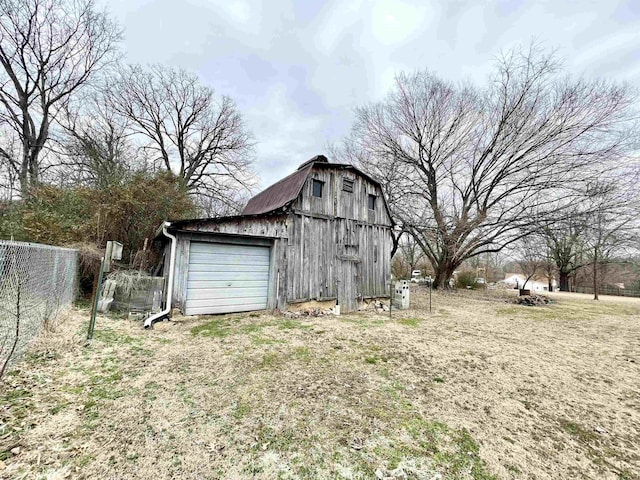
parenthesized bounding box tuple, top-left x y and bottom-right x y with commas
(368, 194, 376, 210)
(312, 179, 324, 198)
(342, 177, 354, 192)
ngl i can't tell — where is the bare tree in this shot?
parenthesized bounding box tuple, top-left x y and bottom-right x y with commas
(397, 233, 424, 275)
(541, 248, 557, 292)
(108, 65, 256, 207)
(194, 190, 252, 217)
(515, 236, 546, 290)
(540, 165, 640, 297)
(58, 93, 137, 189)
(0, 0, 121, 197)
(539, 211, 588, 291)
(344, 44, 636, 288)
(582, 178, 640, 300)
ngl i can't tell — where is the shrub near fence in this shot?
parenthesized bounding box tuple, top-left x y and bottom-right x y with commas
(0, 240, 78, 377)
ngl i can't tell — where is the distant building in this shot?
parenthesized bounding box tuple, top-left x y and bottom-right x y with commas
(503, 273, 557, 292)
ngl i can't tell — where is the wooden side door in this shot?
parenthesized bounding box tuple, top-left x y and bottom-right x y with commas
(336, 219, 360, 312)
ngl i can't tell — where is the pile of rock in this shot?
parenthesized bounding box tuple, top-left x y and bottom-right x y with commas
(515, 294, 552, 306)
(358, 300, 390, 313)
(282, 308, 333, 318)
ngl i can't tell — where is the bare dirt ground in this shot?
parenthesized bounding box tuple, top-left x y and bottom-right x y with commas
(1, 288, 639, 479)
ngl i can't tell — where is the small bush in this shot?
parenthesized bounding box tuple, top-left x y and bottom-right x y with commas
(0, 172, 196, 295)
(2, 172, 194, 257)
(456, 271, 478, 289)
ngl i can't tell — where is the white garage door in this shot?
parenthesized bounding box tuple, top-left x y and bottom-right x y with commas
(185, 242, 271, 315)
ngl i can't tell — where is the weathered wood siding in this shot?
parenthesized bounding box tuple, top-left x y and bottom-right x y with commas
(285, 215, 392, 311)
(286, 213, 337, 303)
(291, 168, 393, 226)
(357, 223, 393, 297)
(286, 166, 392, 311)
(175, 215, 288, 238)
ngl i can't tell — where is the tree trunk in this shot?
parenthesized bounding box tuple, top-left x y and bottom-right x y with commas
(28, 153, 39, 186)
(390, 231, 400, 258)
(559, 271, 569, 292)
(433, 260, 457, 289)
(19, 145, 41, 199)
(19, 141, 30, 197)
(593, 248, 599, 301)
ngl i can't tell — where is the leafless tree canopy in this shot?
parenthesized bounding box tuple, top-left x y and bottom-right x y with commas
(538, 207, 589, 291)
(0, 0, 121, 196)
(513, 235, 549, 290)
(581, 175, 640, 299)
(536, 162, 640, 294)
(57, 94, 138, 189)
(108, 65, 256, 207)
(397, 233, 424, 276)
(345, 45, 637, 288)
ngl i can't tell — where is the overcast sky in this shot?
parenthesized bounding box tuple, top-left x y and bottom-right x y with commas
(106, 0, 640, 190)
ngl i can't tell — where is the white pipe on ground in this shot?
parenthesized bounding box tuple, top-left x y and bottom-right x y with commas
(144, 222, 176, 329)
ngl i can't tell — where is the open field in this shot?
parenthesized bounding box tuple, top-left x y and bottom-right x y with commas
(1, 288, 639, 479)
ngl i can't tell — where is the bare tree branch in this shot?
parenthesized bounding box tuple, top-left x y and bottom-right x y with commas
(0, 0, 121, 197)
(108, 65, 257, 209)
(341, 44, 638, 288)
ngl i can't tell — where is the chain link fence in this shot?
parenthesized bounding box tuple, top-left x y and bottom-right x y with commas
(0, 240, 78, 376)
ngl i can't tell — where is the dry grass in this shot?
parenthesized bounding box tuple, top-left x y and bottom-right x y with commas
(1, 288, 639, 479)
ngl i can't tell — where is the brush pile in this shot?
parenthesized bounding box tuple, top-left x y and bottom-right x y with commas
(515, 294, 552, 306)
(282, 308, 333, 318)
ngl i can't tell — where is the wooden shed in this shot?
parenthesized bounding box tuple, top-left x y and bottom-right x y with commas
(160, 155, 393, 315)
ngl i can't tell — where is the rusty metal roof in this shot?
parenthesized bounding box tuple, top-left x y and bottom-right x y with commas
(242, 155, 394, 221)
(242, 163, 314, 215)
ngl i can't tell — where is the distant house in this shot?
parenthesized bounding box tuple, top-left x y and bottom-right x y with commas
(155, 155, 394, 316)
(503, 273, 556, 292)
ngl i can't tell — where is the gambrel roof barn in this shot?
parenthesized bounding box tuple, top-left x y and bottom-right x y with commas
(156, 155, 393, 317)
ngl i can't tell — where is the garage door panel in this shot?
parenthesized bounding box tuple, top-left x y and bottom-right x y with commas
(186, 287, 269, 300)
(189, 242, 269, 254)
(187, 271, 268, 282)
(185, 241, 271, 315)
(189, 252, 270, 264)
(186, 296, 267, 309)
(187, 279, 269, 289)
(187, 303, 268, 316)
(188, 263, 269, 273)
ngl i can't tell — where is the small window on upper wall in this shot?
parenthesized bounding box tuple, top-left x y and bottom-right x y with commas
(312, 179, 324, 198)
(342, 177, 354, 193)
(368, 194, 376, 210)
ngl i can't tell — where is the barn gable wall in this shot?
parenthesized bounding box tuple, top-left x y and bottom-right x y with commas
(291, 166, 393, 227)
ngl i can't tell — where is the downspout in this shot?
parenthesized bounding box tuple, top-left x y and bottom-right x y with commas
(144, 222, 176, 329)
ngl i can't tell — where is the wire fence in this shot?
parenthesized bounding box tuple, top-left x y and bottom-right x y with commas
(572, 285, 640, 298)
(0, 240, 78, 376)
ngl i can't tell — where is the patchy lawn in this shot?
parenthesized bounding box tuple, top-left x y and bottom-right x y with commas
(1, 289, 639, 479)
